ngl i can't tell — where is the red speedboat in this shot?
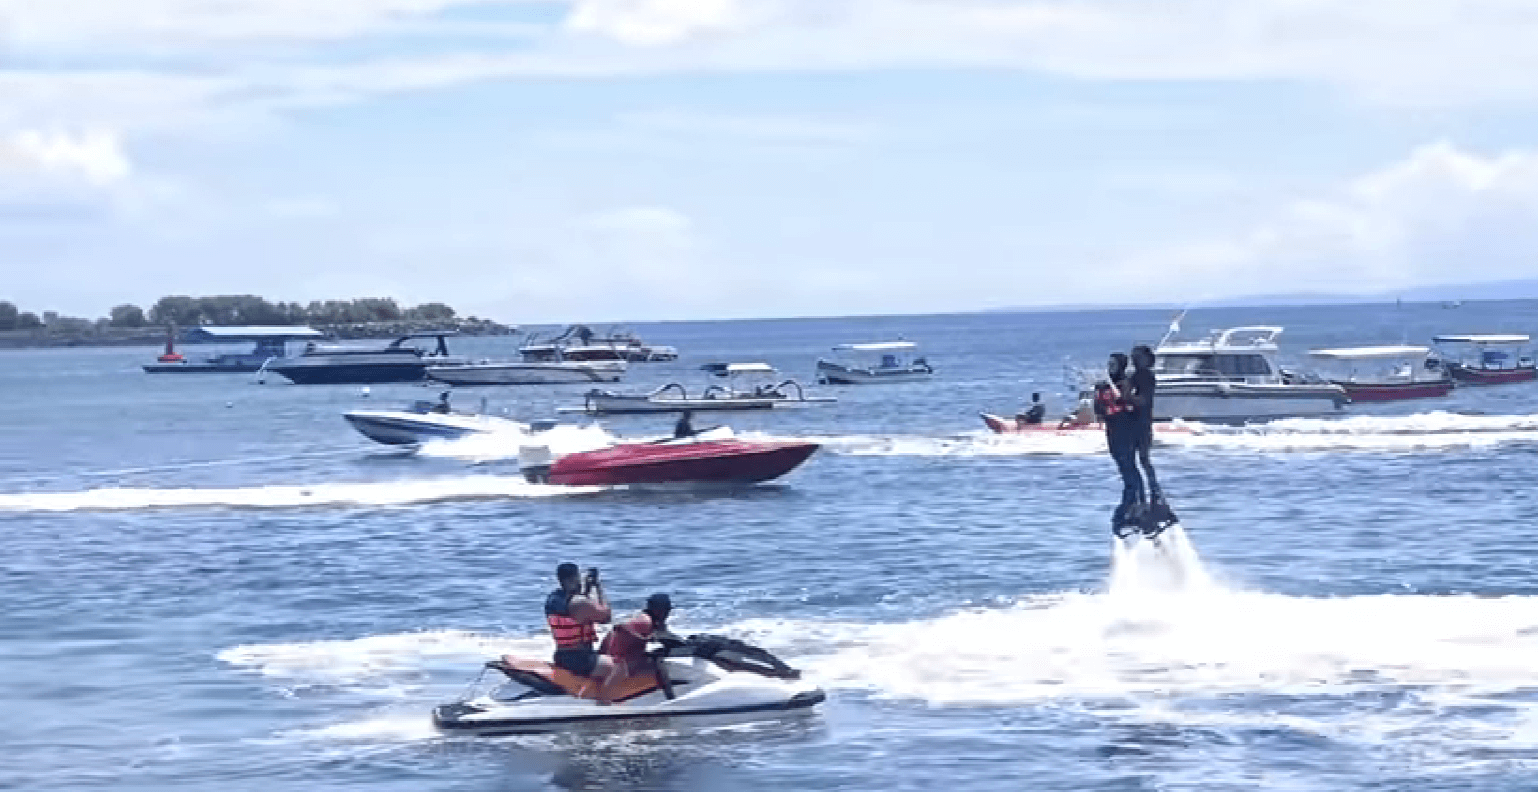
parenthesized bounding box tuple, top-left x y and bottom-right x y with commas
(526, 428, 819, 486)
(980, 413, 1194, 436)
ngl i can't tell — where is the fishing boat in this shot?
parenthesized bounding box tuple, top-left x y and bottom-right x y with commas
(1431, 334, 1537, 385)
(1306, 345, 1453, 402)
(561, 363, 836, 415)
(1151, 326, 1348, 422)
(142, 326, 326, 373)
(815, 341, 934, 384)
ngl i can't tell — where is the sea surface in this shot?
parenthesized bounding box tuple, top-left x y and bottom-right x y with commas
(4, 302, 1538, 792)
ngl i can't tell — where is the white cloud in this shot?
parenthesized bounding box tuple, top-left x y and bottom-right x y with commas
(1116, 142, 1538, 301)
(0, 129, 130, 184)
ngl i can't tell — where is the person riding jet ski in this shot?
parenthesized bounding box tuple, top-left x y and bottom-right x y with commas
(599, 592, 681, 700)
(544, 562, 615, 702)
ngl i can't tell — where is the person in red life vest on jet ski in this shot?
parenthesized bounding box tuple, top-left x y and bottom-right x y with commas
(545, 562, 616, 702)
(599, 592, 682, 700)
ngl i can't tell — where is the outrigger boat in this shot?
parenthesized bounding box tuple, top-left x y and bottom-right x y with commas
(560, 363, 836, 415)
(816, 341, 933, 384)
(1431, 334, 1537, 385)
(142, 326, 325, 373)
(427, 359, 626, 386)
(1306, 345, 1453, 402)
(433, 633, 824, 736)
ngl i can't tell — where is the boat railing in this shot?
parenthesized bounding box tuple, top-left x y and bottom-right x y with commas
(770, 379, 805, 400)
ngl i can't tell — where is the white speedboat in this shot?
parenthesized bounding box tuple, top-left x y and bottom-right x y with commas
(562, 363, 836, 415)
(432, 633, 825, 736)
(427, 359, 626, 386)
(816, 341, 933, 384)
(519, 325, 678, 363)
(1153, 326, 1347, 422)
(343, 397, 524, 446)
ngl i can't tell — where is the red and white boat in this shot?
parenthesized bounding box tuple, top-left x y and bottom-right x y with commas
(1432, 334, 1537, 385)
(979, 413, 1195, 435)
(520, 427, 819, 486)
(1306, 345, 1454, 402)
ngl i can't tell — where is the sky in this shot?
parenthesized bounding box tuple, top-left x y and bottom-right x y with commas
(3, 0, 1538, 324)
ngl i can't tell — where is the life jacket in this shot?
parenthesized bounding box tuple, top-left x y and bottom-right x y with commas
(1094, 383, 1127, 416)
(545, 588, 598, 649)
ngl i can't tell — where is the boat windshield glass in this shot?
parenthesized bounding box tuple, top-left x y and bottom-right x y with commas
(1156, 353, 1271, 378)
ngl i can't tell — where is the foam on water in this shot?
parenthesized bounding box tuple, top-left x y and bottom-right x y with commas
(0, 476, 600, 512)
(219, 529, 1538, 769)
(415, 423, 617, 462)
(822, 411, 1538, 457)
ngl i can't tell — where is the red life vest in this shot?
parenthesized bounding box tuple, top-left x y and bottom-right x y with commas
(545, 589, 598, 649)
(1095, 384, 1127, 416)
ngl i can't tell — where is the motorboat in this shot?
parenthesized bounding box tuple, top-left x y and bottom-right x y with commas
(427, 359, 626, 386)
(519, 426, 819, 486)
(432, 633, 825, 736)
(1431, 334, 1537, 385)
(1307, 345, 1453, 402)
(1151, 326, 1348, 422)
(816, 341, 933, 384)
(264, 331, 466, 384)
(979, 412, 1195, 436)
(343, 396, 525, 446)
(142, 325, 325, 373)
(562, 363, 836, 415)
(520, 325, 678, 363)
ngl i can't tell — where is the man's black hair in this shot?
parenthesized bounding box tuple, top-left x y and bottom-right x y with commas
(556, 562, 580, 582)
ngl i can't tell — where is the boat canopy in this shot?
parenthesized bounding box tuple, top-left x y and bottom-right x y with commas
(1432, 334, 1531, 345)
(833, 341, 917, 351)
(187, 326, 325, 341)
(1309, 345, 1431, 359)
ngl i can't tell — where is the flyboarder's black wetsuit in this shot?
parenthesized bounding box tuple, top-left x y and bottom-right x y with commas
(1127, 364, 1162, 503)
(1095, 376, 1143, 527)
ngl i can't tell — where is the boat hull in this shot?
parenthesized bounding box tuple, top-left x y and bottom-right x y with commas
(547, 440, 819, 486)
(816, 360, 933, 384)
(575, 393, 835, 415)
(142, 362, 264, 373)
(269, 362, 431, 384)
(1154, 382, 1347, 423)
(343, 410, 516, 445)
(1334, 379, 1454, 402)
(428, 362, 624, 385)
(1448, 365, 1537, 385)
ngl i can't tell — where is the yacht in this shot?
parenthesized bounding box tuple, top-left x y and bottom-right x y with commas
(264, 331, 466, 384)
(1152, 326, 1347, 422)
(143, 325, 325, 373)
(519, 325, 678, 363)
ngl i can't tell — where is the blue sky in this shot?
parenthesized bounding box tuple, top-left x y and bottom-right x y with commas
(4, 0, 1538, 323)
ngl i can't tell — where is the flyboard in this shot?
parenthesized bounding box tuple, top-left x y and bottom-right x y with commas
(1112, 495, 1180, 544)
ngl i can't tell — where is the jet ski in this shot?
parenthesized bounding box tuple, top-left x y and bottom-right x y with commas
(432, 633, 826, 736)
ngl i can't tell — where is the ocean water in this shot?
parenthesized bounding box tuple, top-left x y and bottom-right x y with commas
(3, 302, 1538, 791)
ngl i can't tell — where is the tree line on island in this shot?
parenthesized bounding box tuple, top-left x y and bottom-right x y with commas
(0, 295, 474, 333)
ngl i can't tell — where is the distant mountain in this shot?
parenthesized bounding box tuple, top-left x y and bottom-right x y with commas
(1192, 279, 1538, 308)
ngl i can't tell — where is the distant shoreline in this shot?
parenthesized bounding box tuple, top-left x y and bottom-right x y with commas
(0, 318, 517, 350)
